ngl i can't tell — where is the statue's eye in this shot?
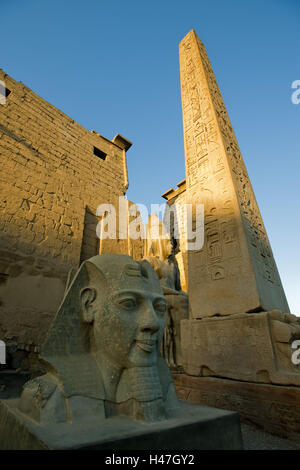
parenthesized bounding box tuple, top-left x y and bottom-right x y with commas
(119, 298, 137, 310)
(154, 301, 167, 315)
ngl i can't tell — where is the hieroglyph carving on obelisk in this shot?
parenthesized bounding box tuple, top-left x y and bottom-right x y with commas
(179, 30, 289, 317)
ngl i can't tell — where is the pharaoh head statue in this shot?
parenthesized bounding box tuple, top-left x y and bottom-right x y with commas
(19, 254, 180, 424)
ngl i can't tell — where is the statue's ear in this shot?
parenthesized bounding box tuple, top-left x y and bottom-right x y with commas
(80, 287, 97, 323)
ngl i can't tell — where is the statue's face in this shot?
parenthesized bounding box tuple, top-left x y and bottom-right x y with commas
(93, 288, 167, 369)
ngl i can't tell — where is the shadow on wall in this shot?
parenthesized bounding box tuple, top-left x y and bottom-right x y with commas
(80, 206, 100, 264)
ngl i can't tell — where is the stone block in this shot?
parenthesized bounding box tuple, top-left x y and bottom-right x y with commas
(181, 311, 300, 386)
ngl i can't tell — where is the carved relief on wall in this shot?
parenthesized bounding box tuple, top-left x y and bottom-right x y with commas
(207, 228, 222, 263)
(209, 265, 225, 281)
(221, 219, 240, 260)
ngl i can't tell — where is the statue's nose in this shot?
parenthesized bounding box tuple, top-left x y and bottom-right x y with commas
(139, 302, 160, 334)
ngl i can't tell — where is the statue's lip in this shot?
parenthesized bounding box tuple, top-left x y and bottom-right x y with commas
(135, 339, 156, 344)
(135, 339, 156, 353)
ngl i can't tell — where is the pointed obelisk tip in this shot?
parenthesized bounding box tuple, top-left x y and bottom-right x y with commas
(179, 29, 200, 46)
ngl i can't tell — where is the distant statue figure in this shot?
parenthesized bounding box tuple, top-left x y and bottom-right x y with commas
(143, 214, 189, 371)
(143, 255, 182, 293)
(161, 292, 189, 370)
(152, 264, 188, 372)
(18, 254, 180, 425)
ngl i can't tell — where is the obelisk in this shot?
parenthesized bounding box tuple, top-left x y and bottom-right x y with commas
(179, 30, 289, 318)
(169, 32, 300, 436)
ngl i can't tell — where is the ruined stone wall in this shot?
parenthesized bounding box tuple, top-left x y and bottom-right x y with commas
(0, 69, 129, 352)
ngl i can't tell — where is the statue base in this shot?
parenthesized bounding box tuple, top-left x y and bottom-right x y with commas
(172, 374, 300, 442)
(181, 311, 300, 386)
(0, 399, 243, 450)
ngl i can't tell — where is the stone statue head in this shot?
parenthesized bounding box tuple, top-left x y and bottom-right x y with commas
(20, 254, 180, 424)
(78, 254, 167, 371)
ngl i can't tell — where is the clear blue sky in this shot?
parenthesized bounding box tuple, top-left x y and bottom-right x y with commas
(1, 0, 299, 314)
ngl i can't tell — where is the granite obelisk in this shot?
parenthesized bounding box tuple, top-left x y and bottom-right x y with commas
(179, 29, 289, 318)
